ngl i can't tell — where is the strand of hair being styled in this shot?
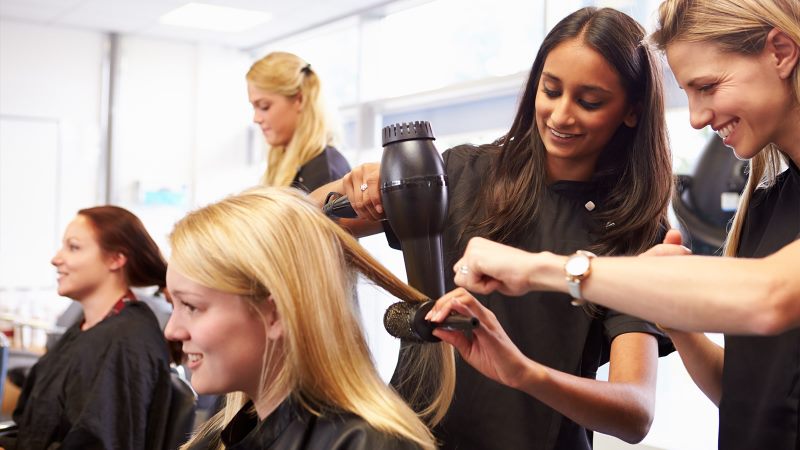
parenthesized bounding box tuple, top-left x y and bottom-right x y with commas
(246, 52, 334, 187)
(173, 187, 453, 450)
(330, 214, 456, 427)
(651, 0, 800, 256)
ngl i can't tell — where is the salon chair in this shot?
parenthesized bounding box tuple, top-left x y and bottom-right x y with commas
(673, 135, 748, 255)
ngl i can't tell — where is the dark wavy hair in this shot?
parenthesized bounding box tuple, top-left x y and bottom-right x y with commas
(464, 7, 672, 257)
(78, 205, 167, 288)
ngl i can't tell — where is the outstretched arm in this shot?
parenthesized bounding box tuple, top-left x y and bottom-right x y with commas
(665, 330, 724, 406)
(452, 235, 800, 334)
(308, 163, 385, 237)
(429, 289, 659, 443)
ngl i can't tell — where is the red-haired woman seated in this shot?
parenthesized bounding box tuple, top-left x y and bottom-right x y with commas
(1, 206, 173, 449)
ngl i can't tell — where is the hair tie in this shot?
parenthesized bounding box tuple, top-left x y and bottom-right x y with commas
(301, 64, 312, 74)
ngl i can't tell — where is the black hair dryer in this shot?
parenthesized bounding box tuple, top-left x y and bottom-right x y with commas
(323, 121, 448, 299)
(379, 121, 448, 300)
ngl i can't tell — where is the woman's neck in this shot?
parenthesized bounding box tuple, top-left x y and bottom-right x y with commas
(778, 106, 800, 167)
(79, 279, 129, 330)
(253, 387, 291, 421)
(545, 155, 597, 183)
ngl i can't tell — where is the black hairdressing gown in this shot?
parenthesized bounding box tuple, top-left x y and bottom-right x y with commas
(719, 158, 800, 449)
(184, 398, 423, 450)
(293, 146, 351, 193)
(391, 145, 673, 450)
(2, 302, 172, 450)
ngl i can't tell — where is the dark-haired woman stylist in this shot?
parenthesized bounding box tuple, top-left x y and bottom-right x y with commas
(314, 7, 674, 449)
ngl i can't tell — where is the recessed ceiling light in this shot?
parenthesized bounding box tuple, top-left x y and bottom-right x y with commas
(159, 3, 271, 32)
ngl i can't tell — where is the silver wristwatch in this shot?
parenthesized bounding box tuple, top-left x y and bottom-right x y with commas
(564, 250, 596, 306)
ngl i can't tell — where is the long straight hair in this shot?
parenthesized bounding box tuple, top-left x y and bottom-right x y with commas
(247, 52, 334, 187)
(171, 187, 454, 450)
(464, 7, 672, 257)
(651, 0, 800, 257)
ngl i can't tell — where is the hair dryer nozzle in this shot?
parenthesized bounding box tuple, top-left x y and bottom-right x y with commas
(322, 193, 357, 219)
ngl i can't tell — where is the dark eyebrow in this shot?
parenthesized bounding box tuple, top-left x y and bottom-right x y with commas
(542, 72, 561, 82)
(541, 72, 612, 95)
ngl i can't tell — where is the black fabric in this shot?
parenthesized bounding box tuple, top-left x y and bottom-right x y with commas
(185, 399, 421, 450)
(2, 302, 172, 450)
(393, 144, 672, 450)
(720, 158, 800, 450)
(293, 146, 352, 193)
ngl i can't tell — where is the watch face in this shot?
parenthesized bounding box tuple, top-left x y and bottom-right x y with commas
(566, 255, 590, 276)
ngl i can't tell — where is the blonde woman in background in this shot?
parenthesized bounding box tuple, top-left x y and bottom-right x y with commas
(165, 187, 453, 450)
(445, 0, 800, 448)
(247, 51, 351, 191)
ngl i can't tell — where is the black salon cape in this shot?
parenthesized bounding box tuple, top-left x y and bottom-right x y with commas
(293, 146, 351, 193)
(391, 145, 673, 450)
(6, 302, 172, 450)
(719, 158, 800, 449)
(185, 399, 422, 450)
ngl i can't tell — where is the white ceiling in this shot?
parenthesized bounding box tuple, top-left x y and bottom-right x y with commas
(0, 0, 397, 50)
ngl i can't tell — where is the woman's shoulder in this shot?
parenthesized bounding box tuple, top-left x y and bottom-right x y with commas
(750, 161, 799, 206)
(322, 146, 351, 170)
(443, 143, 497, 169)
(307, 411, 422, 450)
(295, 146, 352, 192)
(90, 302, 168, 356)
(443, 143, 499, 190)
(107, 302, 162, 332)
(221, 400, 423, 450)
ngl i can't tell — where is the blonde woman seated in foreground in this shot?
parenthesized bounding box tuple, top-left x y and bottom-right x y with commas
(165, 187, 454, 450)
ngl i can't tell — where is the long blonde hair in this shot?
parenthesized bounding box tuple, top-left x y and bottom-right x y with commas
(171, 187, 454, 450)
(247, 52, 334, 187)
(652, 0, 800, 256)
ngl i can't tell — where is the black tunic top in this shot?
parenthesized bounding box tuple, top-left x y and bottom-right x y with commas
(185, 399, 422, 450)
(7, 302, 172, 450)
(720, 158, 800, 450)
(293, 146, 351, 193)
(416, 145, 671, 450)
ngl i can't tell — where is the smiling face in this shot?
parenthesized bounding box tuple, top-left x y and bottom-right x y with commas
(666, 39, 798, 159)
(535, 38, 637, 181)
(247, 83, 302, 147)
(51, 215, 117, 301)
(164, 265, 279, 398)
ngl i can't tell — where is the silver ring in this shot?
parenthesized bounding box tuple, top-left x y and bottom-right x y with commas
(360, 183, 368, 192)
(459, 265, 469, 275)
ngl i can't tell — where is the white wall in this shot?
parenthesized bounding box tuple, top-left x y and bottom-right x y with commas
(0, 19, 256, 324)
(112, 36, 255, 255)
(0, 19, 106, 244)
(0, 19, 106, 322)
